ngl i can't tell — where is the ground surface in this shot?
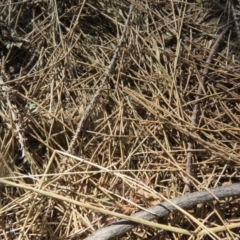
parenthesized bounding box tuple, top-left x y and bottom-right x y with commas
(0, 0, 240, 239)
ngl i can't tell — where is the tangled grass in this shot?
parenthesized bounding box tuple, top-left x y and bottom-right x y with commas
(0, 0, 240, 239)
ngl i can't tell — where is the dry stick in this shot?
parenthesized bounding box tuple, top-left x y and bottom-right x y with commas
(185, 25, 232, 193)
(67, 4, 134, 154)
(85, 183, 240, 240)
(230, 0, 240, 42)
(0, 58, 26, 159)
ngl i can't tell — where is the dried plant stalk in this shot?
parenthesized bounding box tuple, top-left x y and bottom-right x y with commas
(185, 25, 232, 193)
(67, 4, 135, 154)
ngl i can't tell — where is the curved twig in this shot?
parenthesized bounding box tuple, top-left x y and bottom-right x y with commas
(85, 183, 240, 240)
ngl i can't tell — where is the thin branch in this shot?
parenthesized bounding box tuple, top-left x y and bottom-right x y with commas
(0, 57, 26, 159)
(184, 25, 232, 193)
(85, 183, 240, 240)
(67, 4, 135, 154)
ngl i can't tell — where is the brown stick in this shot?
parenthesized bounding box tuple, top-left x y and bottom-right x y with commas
(85, 183, 240, 240)
(67, 4, 134, 154)
(0, 57, 26, 159)
(185, 25, 232, 193)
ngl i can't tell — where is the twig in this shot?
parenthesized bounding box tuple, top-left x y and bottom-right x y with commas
(67, 4, 135, 154)
(0, 57, 26, 159)
(185, 25, 232, 193)
(85, 183, 240, 240)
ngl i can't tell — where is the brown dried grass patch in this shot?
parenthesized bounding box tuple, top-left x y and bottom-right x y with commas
(0, 0, 240, 239)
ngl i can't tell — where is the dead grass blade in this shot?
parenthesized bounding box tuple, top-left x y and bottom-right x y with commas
(0, 1, 240, 239)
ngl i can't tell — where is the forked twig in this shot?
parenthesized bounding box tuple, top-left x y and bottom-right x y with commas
(185, 25, 232, 193)
(85, 183, 240, 240)
(67, 4, 135, 154)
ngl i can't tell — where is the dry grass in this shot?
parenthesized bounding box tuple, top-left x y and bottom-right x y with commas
(0, 0, 240, 239)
